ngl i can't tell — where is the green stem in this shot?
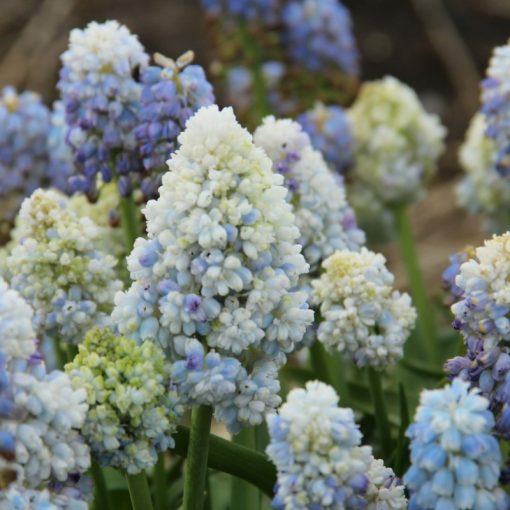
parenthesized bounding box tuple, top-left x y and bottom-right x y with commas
(173, 426, 276, 497)
(183, 406, 213, 510)
(309, 341, 349, 402)
(119, 194, 142, 251)
(367, 367, 393, 462)
(154, 453, 166, 510)
(236, 21, 271, 123)
(393, 205, 438, 362)
(231, 428, 260, 510)
(126, 472, 153, 510)
(91, 461, 112, 510)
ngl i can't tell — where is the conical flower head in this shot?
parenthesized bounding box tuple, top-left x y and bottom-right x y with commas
(113, 105, 313, 431)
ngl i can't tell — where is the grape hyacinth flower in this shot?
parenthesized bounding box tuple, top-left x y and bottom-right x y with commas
(312, 249, 416, 368)
(282, 0, 359, 77)
(2, 484, 90, 510)
(266, 381, 406, 510)
(133, 51, 214, 200)
(441, 247, 474, 306)
(456, 113, 510, 233)
(254, 116, 364, 274)
(66, 328, 181, 473)
(7, 189, 123, 345)
(58, 20, 149, 199)
(113, 105, 314, 432)
(348, 76, 446, 208)
(445, 233, 510, 441)
(481, 39, 510, 179)
(0, 87, 51, 230)
(404, 379, 508, 509)
(298, 102, 353, 174)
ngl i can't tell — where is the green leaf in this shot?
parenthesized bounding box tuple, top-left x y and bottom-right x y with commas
(393, 383, 411, 477)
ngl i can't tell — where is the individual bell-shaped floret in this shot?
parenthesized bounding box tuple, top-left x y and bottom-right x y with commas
(65, 328, 181, 474)
(312, 248, 416, 368)
(404, 379, 508, 510)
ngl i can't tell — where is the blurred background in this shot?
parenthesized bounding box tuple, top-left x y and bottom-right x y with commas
(0, 0, 508, 293)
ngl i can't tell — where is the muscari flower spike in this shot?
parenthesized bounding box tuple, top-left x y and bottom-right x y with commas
(253, 116, 364, 275)
(113, 105, 314, 433)
(0, 87, 53, 229)
(7, 189, 123, 345)
(66, 328, 181, 474)
(2, 484, 90, 510)
(441, 246, 474, 307)
(298, 102, 353, 174)
(133, 51, 215, 200)
(404, 378, 508, 510)
(456, 113, 510, 233)
(266, 381, 406, 510)
(58, 20, 149, 199)
(0, 279, 90, 496)
(480, 38, 510, 179)
(348, 76, 446, 207)
(282, 0, 359, 77)
(444, 233, 510, 443)
(312, 248, 416, 368)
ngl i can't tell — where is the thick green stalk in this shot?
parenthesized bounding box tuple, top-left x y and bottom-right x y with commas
(367, 367, 393, 462)
(173, 426, 276, 497)
(182, 406, 213, 510)
(231, 428, 260, 510)
(91, 461, 112, 510)
(309, 341, 349, 402)
(119, 194, 142, 251)
(126, 472, 153, 510)
(393, 205, 438, 362)
(154, 453, 166, 510)
(236, 21, 271, 123)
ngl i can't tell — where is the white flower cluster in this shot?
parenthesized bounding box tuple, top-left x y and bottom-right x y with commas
(7, 189, 123, 344)
(312, 248, 416, 367)
(253, 116, 365, 274)
(0, 278, 36, 363)
(113, 105, 314, 432)
(456, 113, 510, 233)
(348, 76, 446, 207)
(266, 381, 406, 510)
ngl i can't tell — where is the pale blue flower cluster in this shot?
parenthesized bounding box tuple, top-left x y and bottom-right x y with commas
(404, 379, 508, 510)
(134, 52, 214, 200)
(282, 0, 359, 77)
(58, 20, 149, 199)
(7, 190, 123, 345)
(3, 484, 89, 510)
(444, 234, 510, 441)
(254, 116, 364, 274)
(297, 103, 353, 174)
(266, 381, 406, 510)
(113, 105, 314, 432)
(0, 279, 90, 503)
(480, 40, 510, 179)
(0, 87, 51, 227)
(66, 328, 181, 473)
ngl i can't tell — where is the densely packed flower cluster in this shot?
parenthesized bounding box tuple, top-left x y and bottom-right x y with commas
(58, 20, 149, 199)
(7, 190, 123, 345)
(404, 379, 508, 509)
(0, 279, 90, 506)
(66, 328, 181, 473)
(253, 116, 364, 274)
(441, 246, 474, 306)
(0, 87, 52, 230)
(480, 39, 510, 179)
(297, 102, 353, 174)
(266, 381, 406, 510)
(312, 249, 416, 367)
(113, 105, 313, 433)
(444, 234, 510, 442)
(282, 0, 359, 77)
(348, 76, 446, 209)
(456, 113, 510, 233)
